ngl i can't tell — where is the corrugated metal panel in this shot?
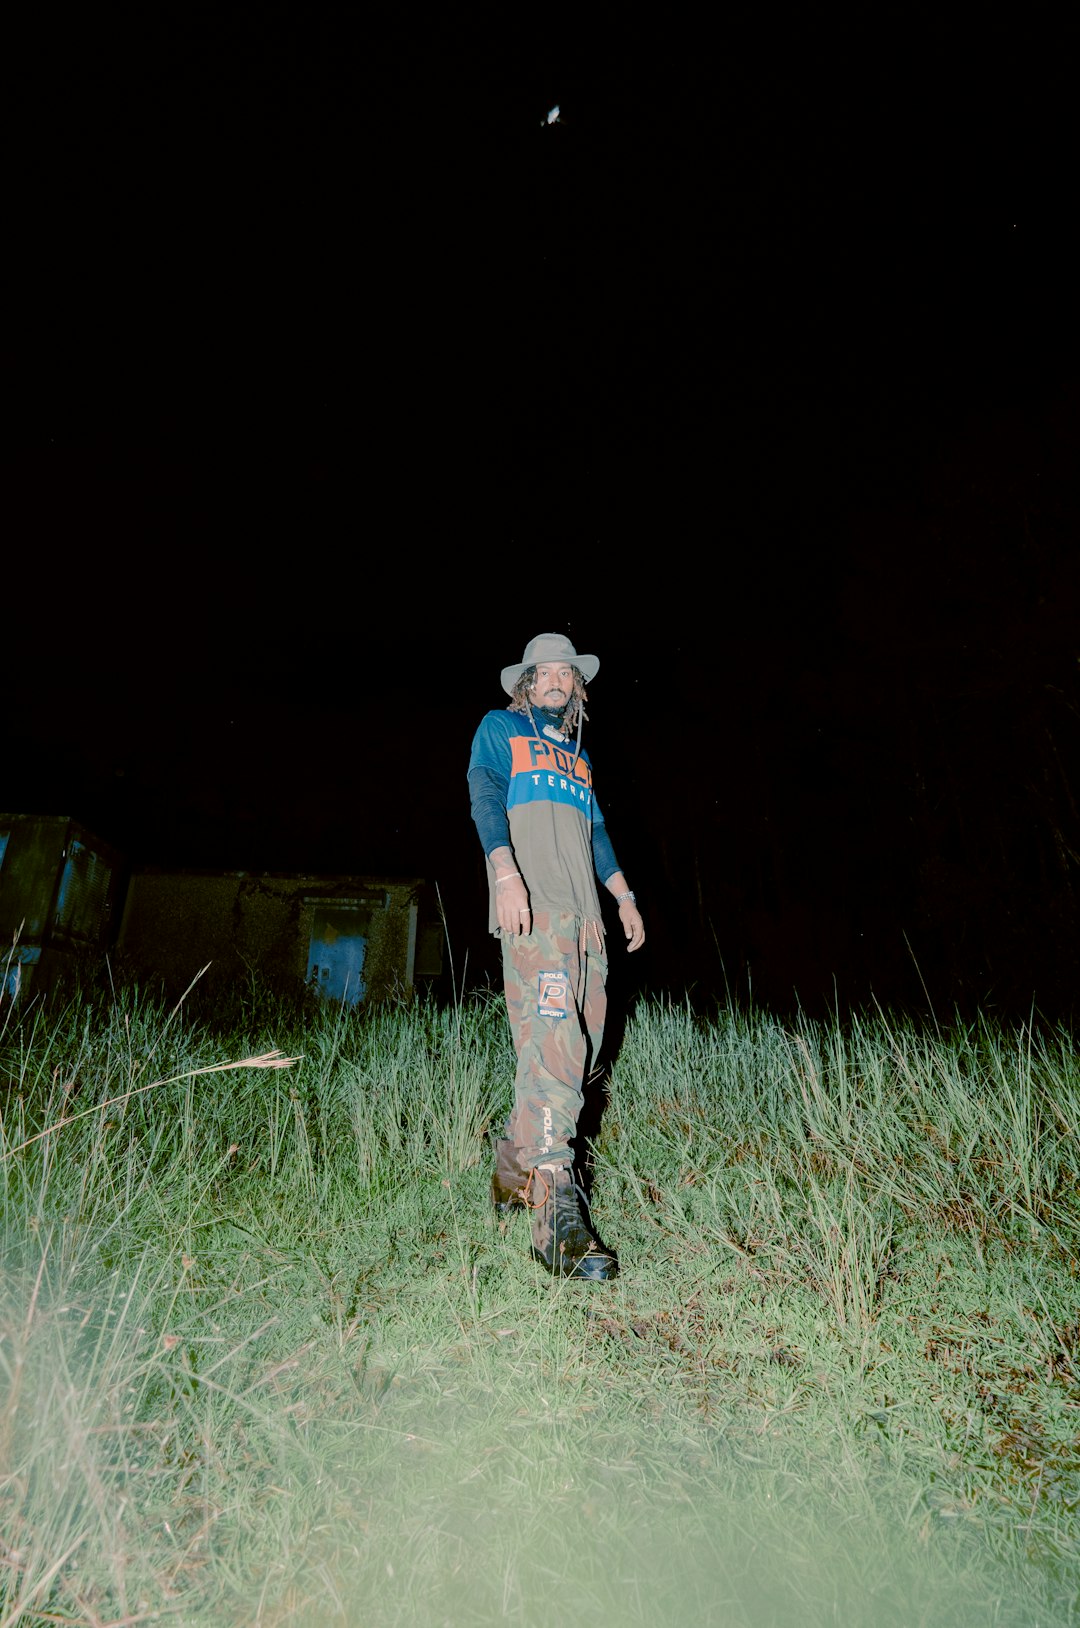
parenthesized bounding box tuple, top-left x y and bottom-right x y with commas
(52, 839, 114, 946)
(0, 817, 67, 941)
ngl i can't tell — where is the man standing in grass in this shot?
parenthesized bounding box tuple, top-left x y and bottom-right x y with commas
(468, 633, 645, 1281)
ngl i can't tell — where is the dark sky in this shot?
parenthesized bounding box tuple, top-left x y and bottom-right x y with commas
(6, 16, 1079, 1016)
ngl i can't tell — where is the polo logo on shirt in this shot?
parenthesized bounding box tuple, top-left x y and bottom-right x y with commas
(510, 736, 592, 786)
(507, 736, 593, 812)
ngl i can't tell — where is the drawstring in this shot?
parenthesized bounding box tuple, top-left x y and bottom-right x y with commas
(578, 917, 604, 991)
(522, 1166, 552, 1210)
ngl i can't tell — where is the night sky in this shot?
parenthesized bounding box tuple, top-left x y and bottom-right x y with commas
(6, 17, 1079, 1018)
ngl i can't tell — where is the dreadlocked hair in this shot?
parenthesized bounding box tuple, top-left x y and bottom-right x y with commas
(508, 667, 589, 735)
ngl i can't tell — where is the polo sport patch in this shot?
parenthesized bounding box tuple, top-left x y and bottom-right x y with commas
(537, 970, 570, 1018)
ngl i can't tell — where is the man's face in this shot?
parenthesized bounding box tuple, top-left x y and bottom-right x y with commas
(528, 663, 576, 710)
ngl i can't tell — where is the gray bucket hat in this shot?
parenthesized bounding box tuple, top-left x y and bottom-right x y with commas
(501, 633, 600, 695)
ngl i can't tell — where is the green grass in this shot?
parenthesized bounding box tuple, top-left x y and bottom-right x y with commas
(1, 983, 1079, 1626)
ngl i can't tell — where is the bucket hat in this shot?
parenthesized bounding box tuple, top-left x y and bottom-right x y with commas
(501, 634, 600, 695)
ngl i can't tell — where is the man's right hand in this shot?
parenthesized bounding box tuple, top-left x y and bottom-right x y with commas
(490, 848, 532, 936)
(496, 874, 532, 936)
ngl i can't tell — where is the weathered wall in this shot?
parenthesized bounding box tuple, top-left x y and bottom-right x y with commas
(118, 871, 423, 1003)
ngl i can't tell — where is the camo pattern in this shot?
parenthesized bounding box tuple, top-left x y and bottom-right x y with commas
(500, 909, 607, 1169)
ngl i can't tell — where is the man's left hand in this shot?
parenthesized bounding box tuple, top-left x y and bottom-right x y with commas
(619, 901, 645, 952)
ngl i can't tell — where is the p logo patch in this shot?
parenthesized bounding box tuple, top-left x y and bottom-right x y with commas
(537, 970, 570, 1019)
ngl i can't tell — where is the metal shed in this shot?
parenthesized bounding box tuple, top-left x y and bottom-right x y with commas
(0, 813, 123, 1000)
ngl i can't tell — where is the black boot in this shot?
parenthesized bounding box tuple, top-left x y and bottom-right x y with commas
(491, 1138, 530, 1215)
(526, 1164, 618, 1282)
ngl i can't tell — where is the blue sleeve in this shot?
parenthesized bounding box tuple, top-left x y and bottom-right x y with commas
(469, 711, 514, 776)
(468, 765, 511, 855)
(591, 802, 621, 885)
(468, 713, 512, 855)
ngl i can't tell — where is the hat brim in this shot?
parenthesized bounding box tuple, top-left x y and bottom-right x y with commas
(501, 653, 599, 695)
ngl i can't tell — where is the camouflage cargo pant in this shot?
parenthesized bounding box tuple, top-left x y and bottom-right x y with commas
(500, 909, 608, 1170)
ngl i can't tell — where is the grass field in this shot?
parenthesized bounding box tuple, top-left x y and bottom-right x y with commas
(1, 977, 1078, 1626)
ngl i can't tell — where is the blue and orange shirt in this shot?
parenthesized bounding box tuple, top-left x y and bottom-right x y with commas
(468, 709, 620, 932)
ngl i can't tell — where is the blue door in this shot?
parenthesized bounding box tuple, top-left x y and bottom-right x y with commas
(306, 904, 369, 1005)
